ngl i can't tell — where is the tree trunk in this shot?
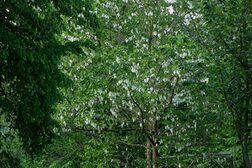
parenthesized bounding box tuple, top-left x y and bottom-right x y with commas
(241, 139, 251, 168)
(241, 110, 251, 168)
(235, 109, 251, 168)
(152, 145, 158, 168)
(146, 139, 152, 168)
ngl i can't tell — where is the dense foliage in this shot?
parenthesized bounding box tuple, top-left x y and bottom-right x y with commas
(0, 0, 98, 167)
(1, 0, 251, 168)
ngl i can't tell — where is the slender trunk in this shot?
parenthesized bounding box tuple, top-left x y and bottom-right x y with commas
(241, 109, 251, 168)
(152, 145, 158, 168)
(146, 139, 152, 168)
(235, 109, 251, 168)
(239, 5, 251, 167)
(152, 119, 158, 168)
(235, 125, 251, 168)
(241, 138, 251, 168)
(236, 125, 251, 168)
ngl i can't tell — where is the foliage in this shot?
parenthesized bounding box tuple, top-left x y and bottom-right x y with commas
(0, 0, 99, 166)
(1, 0, 251, 168)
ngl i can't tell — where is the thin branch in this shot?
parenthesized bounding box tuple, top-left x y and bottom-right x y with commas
(73, 127, 143, 133)
(130, 93, 145, 131)
(129, 92, 156, 146)
(163, 75, 179, 112)
(111, 140, 146, 148)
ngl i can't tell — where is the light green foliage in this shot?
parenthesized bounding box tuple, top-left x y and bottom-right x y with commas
(55, 0, 240, 167)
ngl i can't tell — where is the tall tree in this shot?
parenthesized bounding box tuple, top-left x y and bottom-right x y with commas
(0, 0, 98, 166)
(175, 0, 252, 167)
(26, 0, 251, 167)
(58, 0, 226, 167)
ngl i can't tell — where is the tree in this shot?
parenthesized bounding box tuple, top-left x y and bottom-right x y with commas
(175, 0, 252, 167)
(57, 0, 228, 167)
(19, 1, 251, 167)
(0, 0, 99, 166)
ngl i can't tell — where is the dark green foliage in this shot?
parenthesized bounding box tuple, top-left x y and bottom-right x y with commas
(0, 1, 98, 166)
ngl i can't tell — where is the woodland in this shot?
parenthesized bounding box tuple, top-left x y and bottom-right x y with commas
(0, 0, 252, 168)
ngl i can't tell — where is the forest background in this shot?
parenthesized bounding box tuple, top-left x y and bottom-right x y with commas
(0, 0, 251, 167)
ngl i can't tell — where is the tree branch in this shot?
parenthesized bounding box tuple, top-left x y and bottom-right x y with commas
(129, 93, 156, 146)
(163, 75, 179, 112)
